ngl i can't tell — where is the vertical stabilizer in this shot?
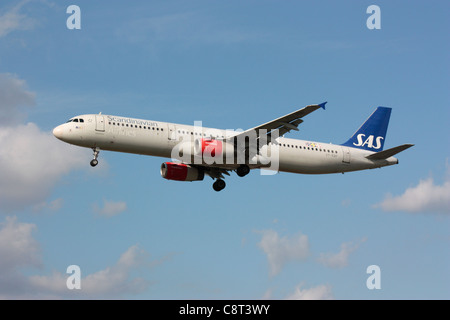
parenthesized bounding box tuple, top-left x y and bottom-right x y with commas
(341, 107, 391, 151)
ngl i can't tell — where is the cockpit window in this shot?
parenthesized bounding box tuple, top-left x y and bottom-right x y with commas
(66, 118, 84, 123)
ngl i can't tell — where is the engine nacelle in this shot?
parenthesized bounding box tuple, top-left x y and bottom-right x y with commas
(194, 138, 234, 162)
(160, 162, 204, 181)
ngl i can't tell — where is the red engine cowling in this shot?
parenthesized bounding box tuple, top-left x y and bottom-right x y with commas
(160, 162, 204, 181)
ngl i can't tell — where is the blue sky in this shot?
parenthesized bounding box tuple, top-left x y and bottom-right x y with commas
(0, 0, 449, 299)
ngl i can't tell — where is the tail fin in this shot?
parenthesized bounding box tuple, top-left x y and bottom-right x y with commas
(341, 107, 391, 151)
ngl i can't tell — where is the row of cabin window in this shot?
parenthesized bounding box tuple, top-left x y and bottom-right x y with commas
(177, 130, 221, 138)
(109, 122, 163, 131)
(172, 129, 340, 154)
(281, 143, 338, 153)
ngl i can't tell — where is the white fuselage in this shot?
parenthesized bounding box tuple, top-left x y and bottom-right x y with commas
(53, 114, 398, 174)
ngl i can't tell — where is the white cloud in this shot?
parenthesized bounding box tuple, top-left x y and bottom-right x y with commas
(0, 73, 35, 125)
(317, 238, 367, 269)
(0, 73, 87, 212)
(285, 283, 334, 300)
(0, 216, 41, 272)
(93, 200, 127, 217)
(32, 198, 64, 213)
(0, 123, 87, 212)
(375, 177, 450, 214)
(28, 245, 150, 298)
(262, 288, 273, 299)
(257, 229, 309, 276)
(0, 216, 156, 299)
(0, 1, 36, 38)
(79, 245, 149, 296)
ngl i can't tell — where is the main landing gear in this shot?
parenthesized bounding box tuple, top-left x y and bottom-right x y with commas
(212, 165, 250, 191)
(212, 179, 226, 192)
(90, 147, 100, 167)
(236, 164, 250, 177)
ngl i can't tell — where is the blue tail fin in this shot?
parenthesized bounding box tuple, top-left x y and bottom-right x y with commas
(341, 107, 391, 151)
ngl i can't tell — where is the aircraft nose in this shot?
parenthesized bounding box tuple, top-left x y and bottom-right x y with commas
(53, 125, 64, 140)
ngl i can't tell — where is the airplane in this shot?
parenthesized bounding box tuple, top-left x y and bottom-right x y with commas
(52, 102, 413, 191)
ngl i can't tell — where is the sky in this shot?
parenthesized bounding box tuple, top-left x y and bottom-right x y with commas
(0, 0, 449, 300)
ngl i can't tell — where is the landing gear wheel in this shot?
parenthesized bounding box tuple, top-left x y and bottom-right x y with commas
(236, 165, 250, 177)
(90, 147, 100, 167)
(213, 179, 226, 192)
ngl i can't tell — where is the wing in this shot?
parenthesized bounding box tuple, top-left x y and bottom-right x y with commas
(225, 102, 327, 157)
(187, 103, 326, 177)
(228, 102, 326, 143)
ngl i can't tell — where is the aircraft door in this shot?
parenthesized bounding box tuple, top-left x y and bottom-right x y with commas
(342, 147, 351, 164)
(95, 115, 105, 132)
(168, 124, 177, 140)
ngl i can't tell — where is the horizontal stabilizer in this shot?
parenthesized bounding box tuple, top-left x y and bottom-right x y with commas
(366, 144, 414, 160)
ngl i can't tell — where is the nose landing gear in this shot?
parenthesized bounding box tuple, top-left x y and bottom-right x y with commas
(90, 147, 100, 167)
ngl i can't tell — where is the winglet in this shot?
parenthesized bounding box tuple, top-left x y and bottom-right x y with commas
(318, 102, 327, 110)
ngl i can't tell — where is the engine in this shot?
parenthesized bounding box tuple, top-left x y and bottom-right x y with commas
(160, 162, 204, 181)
